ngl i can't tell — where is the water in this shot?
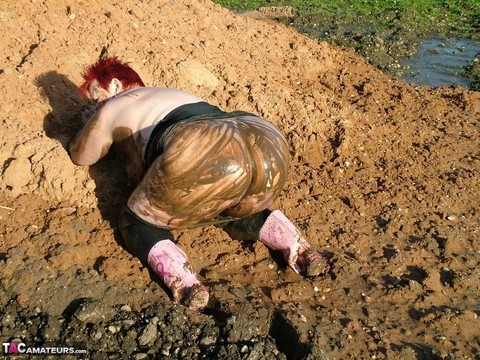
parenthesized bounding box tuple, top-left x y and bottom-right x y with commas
(401, 38, 480, 88)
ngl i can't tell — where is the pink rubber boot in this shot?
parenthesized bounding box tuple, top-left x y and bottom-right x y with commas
(147, 240, 209, 310)
(259, 210, 326, 277)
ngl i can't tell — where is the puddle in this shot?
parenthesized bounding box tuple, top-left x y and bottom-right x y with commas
(401, 38, 480, 88)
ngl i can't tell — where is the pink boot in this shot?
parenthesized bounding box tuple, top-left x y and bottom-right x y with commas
(259, 210, 326, 277)
(147, 240, 209, 310)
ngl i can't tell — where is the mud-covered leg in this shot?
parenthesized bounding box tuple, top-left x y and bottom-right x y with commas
(221, 210, 271, 241)
(119, 208, 209, 310)
(259, 210, 326, 277)
(147, 240, 209, 310)
(224, 210, 326, 277)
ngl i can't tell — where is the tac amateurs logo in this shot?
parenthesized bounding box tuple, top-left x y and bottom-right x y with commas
(2, 340, 87, 355)
(2, 341, 23, 354)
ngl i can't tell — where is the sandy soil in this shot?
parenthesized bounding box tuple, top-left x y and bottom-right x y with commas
(1, 0, 479, 359)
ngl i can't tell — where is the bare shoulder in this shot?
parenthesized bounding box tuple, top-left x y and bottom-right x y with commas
(92, 87, 206, 132)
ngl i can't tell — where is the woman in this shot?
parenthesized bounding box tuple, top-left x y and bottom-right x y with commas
(69, 57, 325, 310)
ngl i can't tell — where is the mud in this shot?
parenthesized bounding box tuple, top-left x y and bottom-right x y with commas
(1, 0, 479, 359)
(466, 54, 480, 91)
(293, 10, 480, 82)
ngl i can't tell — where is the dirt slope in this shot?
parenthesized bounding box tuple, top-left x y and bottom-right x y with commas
(1, 0, 479, 358)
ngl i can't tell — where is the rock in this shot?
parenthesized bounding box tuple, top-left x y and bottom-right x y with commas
(224, 307, 272, 342)
(43, 315, 62, 340)
(177, 60, 219, 89)
(258, 6, 297, 18)
(74, 299, 116, 323)
(303, 344, 330, 360)
(120, 304, 132, 312)
(199, 335, 216, 346)
(242, 6, 298, 20)
(122, 319, 135, 328)
(108, 325, 119, 334)
(423, 269, 443, 292)
(3, 157, 32, 194)
(15, 293, 29, 308)
(132, 353, 148, 360)
(138, 321, 158, 346)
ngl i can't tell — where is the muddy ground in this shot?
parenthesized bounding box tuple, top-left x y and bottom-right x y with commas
(1, 0, 479, 359)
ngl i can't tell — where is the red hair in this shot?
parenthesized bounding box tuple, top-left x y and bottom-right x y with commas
(79, 56, 145, 97)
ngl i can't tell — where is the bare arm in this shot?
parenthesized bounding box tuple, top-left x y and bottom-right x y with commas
(69, 111, 113, 166)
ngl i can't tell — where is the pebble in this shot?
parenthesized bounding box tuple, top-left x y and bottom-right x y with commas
(199, 336, 216, 345)
(132, 353, 148, 360)
(161, 349, 170, 356)
(138, 322, 158, 346)
(92, 330, 102, 340)
(120, 304, 132, 312)
(1, 314, 14, 327)
(108, 325, 119, 334)
(16, 294, 29, 308)
(74, 300, 116, 323)
(122, 319, 135, 328)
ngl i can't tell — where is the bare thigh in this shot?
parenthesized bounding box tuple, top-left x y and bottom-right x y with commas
(127, 115, 289, 228)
